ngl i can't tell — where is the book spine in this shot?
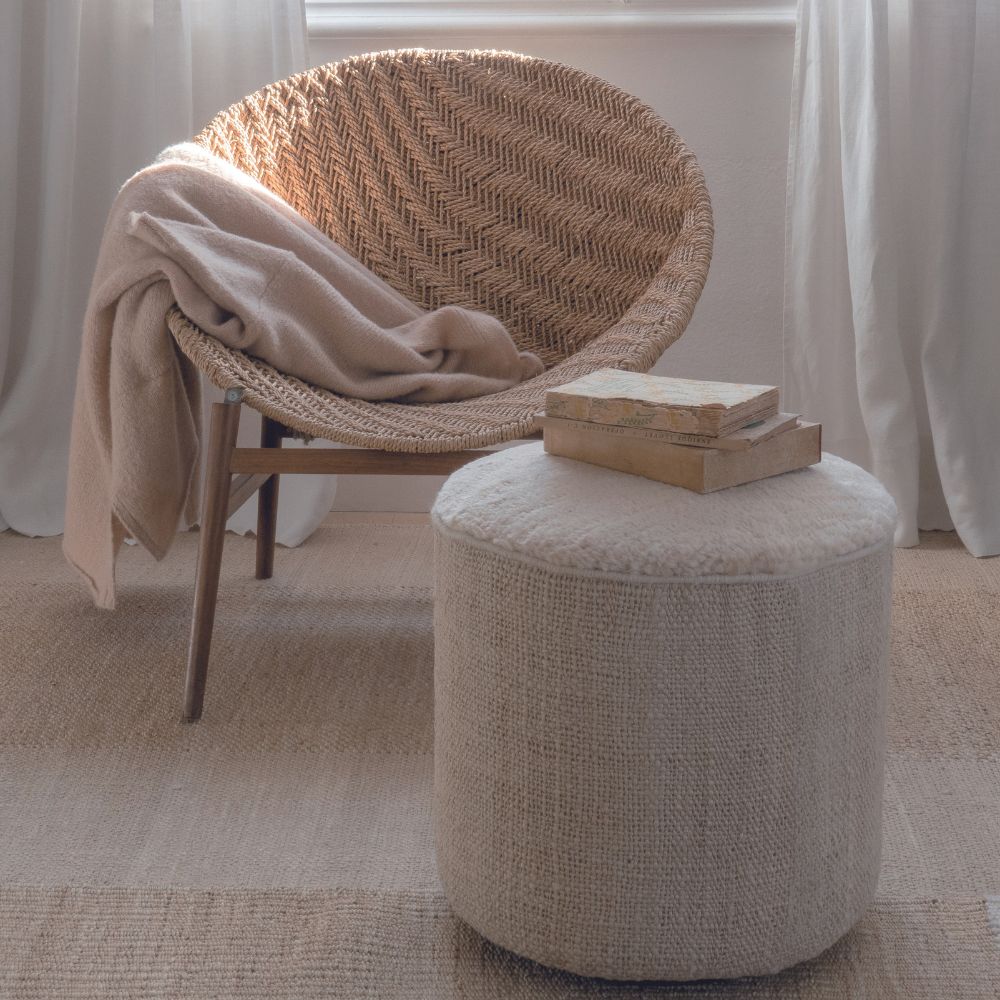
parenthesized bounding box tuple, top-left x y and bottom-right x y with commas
(545, 393, 724, 435)
(543, 422, 711, 492)
(542, 421, 822, 493)
(538, 415, 750, 451)
(701, 422, 820, 491)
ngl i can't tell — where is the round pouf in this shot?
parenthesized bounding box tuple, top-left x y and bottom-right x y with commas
(431, 443, 896, 981)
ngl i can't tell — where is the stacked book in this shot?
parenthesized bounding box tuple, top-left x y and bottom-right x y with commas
(539, 369, 821, 493)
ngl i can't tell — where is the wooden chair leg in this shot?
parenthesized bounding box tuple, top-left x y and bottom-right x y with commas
(183, 391, 242, 722)
(255, 417, 282, 580)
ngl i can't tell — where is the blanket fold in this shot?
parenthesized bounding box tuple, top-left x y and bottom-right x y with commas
(64, 143, 542, 609)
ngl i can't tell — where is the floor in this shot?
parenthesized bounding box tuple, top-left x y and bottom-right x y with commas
(0, 520, 997, 997)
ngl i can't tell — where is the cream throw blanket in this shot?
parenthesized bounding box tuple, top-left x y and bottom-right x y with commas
(64, 143, 542, 609)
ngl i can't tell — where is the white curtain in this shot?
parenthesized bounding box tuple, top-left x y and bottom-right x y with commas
(0, 0, 336, 544)
(784, 0, 1000, 556)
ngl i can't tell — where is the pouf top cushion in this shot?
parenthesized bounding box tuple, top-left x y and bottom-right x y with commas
(432, 442, 896, 580)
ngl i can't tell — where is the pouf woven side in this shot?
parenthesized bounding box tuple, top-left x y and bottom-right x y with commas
(431, 443, 896, 982)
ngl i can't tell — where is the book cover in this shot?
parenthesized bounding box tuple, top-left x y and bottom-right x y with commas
(542, 419, 822, 493)
(536, 411, 800, 452)
(545, 369, 780, 436)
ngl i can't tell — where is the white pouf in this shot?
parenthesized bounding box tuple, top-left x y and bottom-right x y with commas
(431, 443, 896, 981)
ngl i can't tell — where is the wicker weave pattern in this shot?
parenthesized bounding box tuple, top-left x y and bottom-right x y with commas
(170, 49, 713, 452)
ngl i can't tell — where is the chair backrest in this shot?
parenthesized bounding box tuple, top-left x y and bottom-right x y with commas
(194, 49, 712, 368)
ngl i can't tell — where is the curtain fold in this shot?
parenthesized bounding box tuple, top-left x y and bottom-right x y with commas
(0, 0, 335, 542)
(784, 0, 1000, 556)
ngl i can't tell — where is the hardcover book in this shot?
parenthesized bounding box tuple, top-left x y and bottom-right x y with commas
(545, 369, 780, 436)
(536, 411, 800, 452)
(542, 419, 822, 493)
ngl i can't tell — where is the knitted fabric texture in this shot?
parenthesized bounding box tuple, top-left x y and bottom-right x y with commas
(431, 449, 896, 980)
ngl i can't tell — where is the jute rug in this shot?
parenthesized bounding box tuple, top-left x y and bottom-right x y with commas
(0, 520, 998, 998)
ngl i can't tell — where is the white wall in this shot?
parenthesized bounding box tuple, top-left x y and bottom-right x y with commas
(309, 10, 795, 510)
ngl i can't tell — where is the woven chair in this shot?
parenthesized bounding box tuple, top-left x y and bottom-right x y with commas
(169, 49, 713, 721)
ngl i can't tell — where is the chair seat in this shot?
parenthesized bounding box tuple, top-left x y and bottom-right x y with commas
(166, 48, 714, 721)
(166, 50, 713, 455)
(168, 304, 662, 453)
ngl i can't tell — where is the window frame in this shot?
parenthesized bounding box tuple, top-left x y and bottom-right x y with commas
(304, 1, 796, 38)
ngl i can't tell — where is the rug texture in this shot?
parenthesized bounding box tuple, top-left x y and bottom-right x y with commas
(0, 522, 998, 998)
